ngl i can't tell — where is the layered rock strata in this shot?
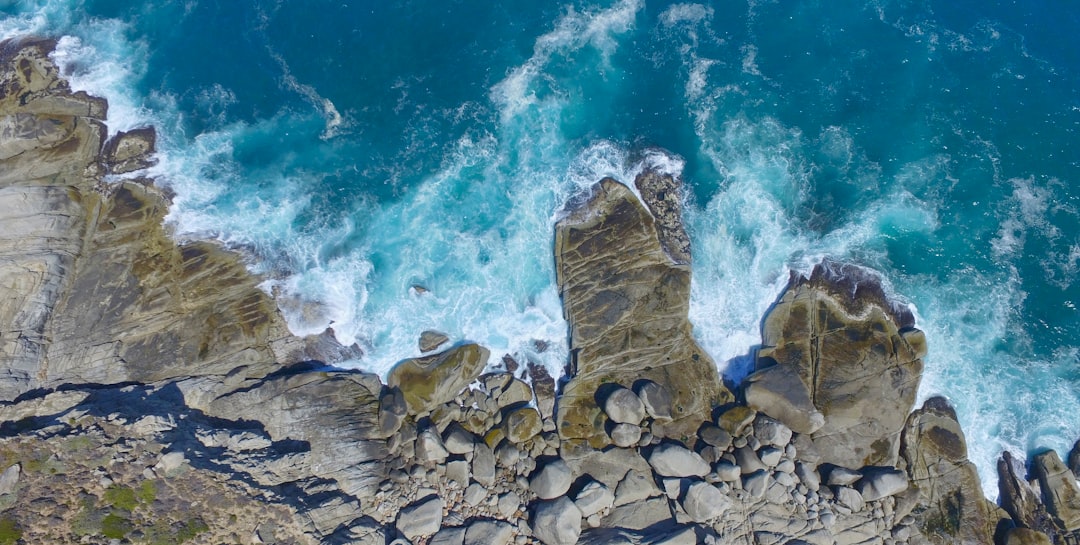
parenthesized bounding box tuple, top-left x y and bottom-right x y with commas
(1, 38, 1078, 545)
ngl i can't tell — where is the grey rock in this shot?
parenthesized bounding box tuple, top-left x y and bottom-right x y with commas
(604, 387, 646, 425)
(603, 497, 674, 531)
(472, 442, 497, 487)
(498, 493, 520, 518)
(531, 497, 582, 545)
(416, 428, 449, 463)
(443, 422, 476, 455)
(614, 468, 661, 507)
(574, 480, 615, 518)
(753, 415, 793, 448)
(430, 526, 467, 545)
(610, 423, 642, 448)
(503, 406, 543, 444)
(698, 424, 732, 450)
(713, 461, 741, 482)
(446, 459, 470, 486)
(397, 495, 444, 540)
(682, 481, 729, 522)
(498, 378, 533, 408)
(0, 464, 19, 495)
(648, 443, 709, 477)
(857, 468, 909, 501)
(530, 458, 573, 500)
(635, 380, 673, 421)
(734, 446, 767, 475)
(834, 486, 865, 512)
(795, 462, 820, 491)
(825, 466, 861, 486)
(464, 482, 487, 506)
(465, 519, 513, 545)
(496, 442, 522, 468)
(743, 471, 770, 499)
(758, 446, 782, 467)
(1034, 450, 1080, 531)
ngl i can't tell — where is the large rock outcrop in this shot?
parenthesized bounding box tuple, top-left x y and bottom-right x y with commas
(554, 175, 732, 446)
(745, 261, 926, 468)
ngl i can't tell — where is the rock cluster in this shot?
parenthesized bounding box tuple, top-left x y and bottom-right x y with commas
(1, 38, 1079, 545)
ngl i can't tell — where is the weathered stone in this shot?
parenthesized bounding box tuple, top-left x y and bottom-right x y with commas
(446, 459, 470, 486)
(900, 396, 995, 545)
(604, 387, 647, 425)
(743, 471, 770, 499)
(555, 177, 733, 446)
(102, 126, 157, 174)
(999, 450, 1051, 534)
(465, 519, 513, 545)
(834, 486, 865, 512)
(430, 526, 467, 545)
(527, 362, 556, 421)
(714, 461, 740, 482)
(530, 459, 573, 500)
(825, 467, 862, 487)
(499, 378, 533, 408)
(472, 442, 496, 487)
(419, 330, 450, 353)
(614, 468, 661, 507)
(603, 497, 673, 531)
(698, 424, 732, 450)
(753, 415, 793, 448)
(498, 493, 520, 518)
(1004, 528, 1052, 545)
(416, 427, 449, 463)
(717, 406, 757, 436)
(443, 422, 477, 455)
(754, 261, 923, 467)
(378, 388, 407, 437)
(387, 343, 489, 415)
(575, 480, 615, 518)
(682, 481, 729, 523)
(758, 447, 782, 467)
(734, 446, 767, 475)
(648, 443, 710, 478)
(635, 380, 673, 421)
(0, 464, 20, 495)
(503, 406, 543, 444)
(531, 497, 582, 545)
(857, 468, 908, 501)
(795, 462, 820, 492)
(1034, 450, 1080, 531)
(610, 423, 642, 448)
(464, 482, 487, 506)
(397, 495, 444, 540)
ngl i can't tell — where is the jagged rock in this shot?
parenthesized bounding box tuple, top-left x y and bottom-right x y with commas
(555, 177, 733, 446)
(102, 126, 157, 174)
(499, 377, 533, 408)
(464, 519, 513, 545)
(752, 261, 924, 467)
(1004, 528, 1052, 545)
(604, 387, 647, 425)
(397, 495, 444, 540)
(1034, 450, 1080, 531)
(527, 362, 557, 421)
(682, 481, 729, 522)
(416, 427, 450, 464)
(999, 450, 1052, 533)
(648, 443, 710, 477)
(531, 458, 573, 500)
(857, 467, 908, 501)
(635, 380, 673, 421)
(532, 497, 582, 545)
(575, 480, 615, 518)
(0, 464, 20, 495)
(900, 396, 995, 544)
(1069, 439, 1080, 479)
(447, 459, 470, 485)
(833, 486, 865, 512)
(795, 462, 820, 492)
(503, 406, 542, 444)
(387, 343, 489, 415)
(633, 168, 691, 264)
(419, 330, 450, 353)
(610, 423, 642, 448)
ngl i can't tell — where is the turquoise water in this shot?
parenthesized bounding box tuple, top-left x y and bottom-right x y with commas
(4, 0, 1080, 497)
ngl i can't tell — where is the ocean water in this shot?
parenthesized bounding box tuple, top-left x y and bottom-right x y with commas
(3, 0, 1079, 498)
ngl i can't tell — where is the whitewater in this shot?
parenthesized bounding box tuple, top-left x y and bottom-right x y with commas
(3, 0, 1079, 499)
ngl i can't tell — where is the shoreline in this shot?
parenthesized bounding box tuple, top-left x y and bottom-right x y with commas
(0, 37, 1076, 545)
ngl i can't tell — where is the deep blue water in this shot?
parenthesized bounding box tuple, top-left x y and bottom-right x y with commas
(4, 0, 1080, 497)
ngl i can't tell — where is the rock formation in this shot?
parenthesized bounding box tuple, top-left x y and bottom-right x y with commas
(2, 37, 1080, 545)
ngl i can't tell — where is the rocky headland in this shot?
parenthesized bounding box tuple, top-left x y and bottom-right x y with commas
(0, 38, 1078, 545)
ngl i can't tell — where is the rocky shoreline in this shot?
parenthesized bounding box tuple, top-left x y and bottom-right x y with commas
(0, 38, 1078, 545)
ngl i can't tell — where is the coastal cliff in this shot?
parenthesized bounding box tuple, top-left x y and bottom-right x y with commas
(0, 39, 1075, 545)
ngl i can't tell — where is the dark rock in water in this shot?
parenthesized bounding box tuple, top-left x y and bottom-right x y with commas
(419, 330, 450, 353)
(554, 177, 732, 446)
(900, 396, 996, 545)
(387, 343, 488, 414)
(999, 450, 1052, 534)
(102, 126, 157, 174)
(1068, 439, 1080, 480)
(633, 168, 691, 265)
(1033, 450, 1080, 532)
(527, 361, 556, 421)
(748, 260, 924, 468)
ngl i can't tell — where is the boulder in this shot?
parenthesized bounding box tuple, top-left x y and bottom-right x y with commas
(464, 519, 513, 545)
(825, 467, 862, 487)
(527, 362, 557, 421)
(387, 343, 489, 415)
(614, 469, 661, 507)
(397, 495, 444, 540)
(503, 406, 543, 444)
(378, 388, 408, 437)
(531, 459, 573, 500)
(555, 177, 733, 446)
(717, 406, 756, 436)
(498, 378, 533, 408)
(635, 380, 673, 421)
(856, 467, 908, 501)
(900, 396, 996, 544)
(604, 387, 646, 425)
(430, 527, 467, 545)
(833, 486, 864, 512)
(472, 442, 496, 487)
(682, 481, 729, 522)
(752, 261, 924, 467)
(610, 423, 642, 448)
(1034, 450, 1080, 531)
(416, 427, 449, 464)
(102, 126, 157, 174)
(648, 443, 710, 478)
(0, 464, 20, 495)
(419, 330, 450, 353)
(531, 497, 582, 545)
(443, 422, 477, 455)
(698, 424, 732, 450)
(574, 480, 615, 518)
(998, 450, 1053, 534)
(752, 415, 793, 448)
